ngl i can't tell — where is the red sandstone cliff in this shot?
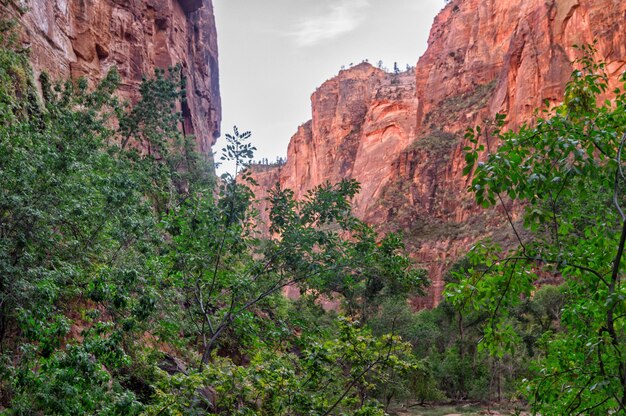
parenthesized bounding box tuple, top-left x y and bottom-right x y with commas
(3, 0, 220, 156)
(251, 0, 626, 307)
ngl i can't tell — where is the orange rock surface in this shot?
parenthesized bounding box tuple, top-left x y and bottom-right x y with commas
(5, 0, 220, 155)
(251, 0, 626, 307)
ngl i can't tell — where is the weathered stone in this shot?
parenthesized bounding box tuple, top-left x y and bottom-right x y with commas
(251, 0, 626, 308)
(4, 0, 221, 158)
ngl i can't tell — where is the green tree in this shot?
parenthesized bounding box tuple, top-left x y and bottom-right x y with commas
(0, 20, 196, 410)
(0, 18, 430, 413)
(160, 124, 426, 365)
(450, 44, 626, 413)
(145, 316, 417, 416)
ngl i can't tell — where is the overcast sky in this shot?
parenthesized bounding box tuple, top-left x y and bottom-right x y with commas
(212, 0, 444, 174)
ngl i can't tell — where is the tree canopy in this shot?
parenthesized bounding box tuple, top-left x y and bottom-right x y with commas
(450, 44, 626, 414)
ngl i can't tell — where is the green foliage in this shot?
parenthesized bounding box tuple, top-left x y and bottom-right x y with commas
(452, 44, 626, 413)
(7, 343, 143, 415)
(369, 300, 445, 405)
(0, 21, 204, 409)
(267, 185, 426, 320)
(159, 123, 426, 371)
(425, 81, 496, 128)
(118, 64, 213, 206)
(409, 130, 458, 155)
(0, 29, 431, 414)
(145, 317, 413, 415)
(367, 288, 537, 403)
(0, 16, 36, 124)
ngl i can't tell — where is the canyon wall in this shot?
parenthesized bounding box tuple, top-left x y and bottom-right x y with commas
(3, 0, 220, 156)
(251, 0, 626, 307)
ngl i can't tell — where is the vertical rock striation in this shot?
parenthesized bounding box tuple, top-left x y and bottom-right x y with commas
(251, 0, 626, 307)
(415, 0, 626, 131)
(4, 0, 220, 156)
(252, 64, 418, 222)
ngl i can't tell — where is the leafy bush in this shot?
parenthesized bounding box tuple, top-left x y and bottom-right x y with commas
(0, 20, 431, 414)
(451, 43, 626, 413)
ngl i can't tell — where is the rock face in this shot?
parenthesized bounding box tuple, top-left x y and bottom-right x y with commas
(278, 64, 418, 220)
(415, 0, 626, 130)
(3, 0, 220, 156)
(251, 0, 626, 307)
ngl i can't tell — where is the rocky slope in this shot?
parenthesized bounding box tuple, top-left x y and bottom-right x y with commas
(251, 0, 626, 307)
(3, 0, 220, 156)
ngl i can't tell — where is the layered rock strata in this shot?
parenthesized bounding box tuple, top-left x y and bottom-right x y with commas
(251, 0, 626, 307)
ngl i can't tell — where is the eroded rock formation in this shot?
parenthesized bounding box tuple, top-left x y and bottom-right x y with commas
(251, 0, 626, 307)
(4, 0, 220, 155)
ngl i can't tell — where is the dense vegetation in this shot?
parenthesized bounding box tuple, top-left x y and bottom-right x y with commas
(451, 44, 626, 414)
(0, 18, 431, 415)
(2, 6, 626, 413)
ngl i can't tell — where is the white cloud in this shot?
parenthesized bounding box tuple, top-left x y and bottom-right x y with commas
(289, 0, 370, 47)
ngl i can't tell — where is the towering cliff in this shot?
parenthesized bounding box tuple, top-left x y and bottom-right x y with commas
(3, 0, 220, 156)
(251, 0, 626, 306)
